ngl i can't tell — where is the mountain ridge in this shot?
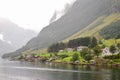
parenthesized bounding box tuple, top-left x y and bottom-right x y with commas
(0, 18, 37, 55)
(3, 0, 120, 58)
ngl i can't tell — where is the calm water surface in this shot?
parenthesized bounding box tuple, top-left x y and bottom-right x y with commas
(0, 58, 120, 80)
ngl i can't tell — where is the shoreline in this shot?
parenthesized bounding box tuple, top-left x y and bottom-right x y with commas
(12, 58, 120, 68)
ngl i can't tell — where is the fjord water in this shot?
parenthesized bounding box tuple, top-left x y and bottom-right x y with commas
(0, 58, 120, 80)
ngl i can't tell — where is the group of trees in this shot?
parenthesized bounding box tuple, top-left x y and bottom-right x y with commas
(48, 42, 66, 53)
(48, 37, 97, 53)
(68, 37, 91, 48)
(68, 37, 97, 48)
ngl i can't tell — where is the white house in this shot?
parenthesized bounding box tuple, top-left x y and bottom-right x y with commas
(101, 47, 112, 56)
(77, 46, 87, 51)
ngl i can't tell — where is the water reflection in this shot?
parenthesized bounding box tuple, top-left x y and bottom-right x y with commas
(0, 59, 120, 80)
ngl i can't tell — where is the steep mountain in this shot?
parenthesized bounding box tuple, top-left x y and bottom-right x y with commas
(3, 0, 119, 58)
(64, 14, 120, 41)
(0, 18, 37, 55)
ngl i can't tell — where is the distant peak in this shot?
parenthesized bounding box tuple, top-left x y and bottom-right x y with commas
(49, 1, 75, 23)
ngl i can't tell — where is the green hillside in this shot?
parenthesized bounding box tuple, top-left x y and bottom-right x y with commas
(100, 20, 120, 39)
(64, 14, 120, 42)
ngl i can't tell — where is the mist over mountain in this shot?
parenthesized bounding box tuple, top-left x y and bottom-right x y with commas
(3, 0, 120, 58)
(0, 18, 37, 55)
(25, 0, 111, 48)
(50, 3, 72, 23)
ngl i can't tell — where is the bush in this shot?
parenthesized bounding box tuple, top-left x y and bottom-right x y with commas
(59, 54, 69, 59)
(113, 59, 120, 62)
(104, 53, 120, 59)
(63, 57, 72, 62)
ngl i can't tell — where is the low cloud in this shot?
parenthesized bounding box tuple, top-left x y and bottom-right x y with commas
(50, 0, 76, 23)
(0, 33, 12, 45)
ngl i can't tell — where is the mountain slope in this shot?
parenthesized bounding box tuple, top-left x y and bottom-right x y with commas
(64, 14, 120, 41)
(3, 0, 114, 58)
(0, 18, 37, 55)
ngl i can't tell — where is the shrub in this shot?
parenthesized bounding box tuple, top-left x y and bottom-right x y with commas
(59, 54, 69, 59)
(104, 53, 120, 59)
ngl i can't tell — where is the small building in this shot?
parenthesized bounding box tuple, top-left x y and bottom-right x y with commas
(59, 50, 64, 52)
(101, 47, 111, 56)
(77, 46, 87, 51)
(67, 48, 73, 52)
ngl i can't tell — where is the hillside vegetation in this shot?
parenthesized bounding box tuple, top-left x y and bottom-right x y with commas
(64, 14, 120, 42)
(100, 20, 120, 39)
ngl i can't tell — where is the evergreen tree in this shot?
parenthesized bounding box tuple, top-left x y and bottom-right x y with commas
(89, 37, 97, 48)
(48, 42, 66, 53)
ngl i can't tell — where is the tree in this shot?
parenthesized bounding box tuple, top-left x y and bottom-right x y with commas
(89, 37, 97, 48)
(67, 37, 91, 48)
(80, 48, 89, 58)
(48, 43, 59, 53)
(48, 42, 66, 53)
(101, 44, 106, 48)
(110, 45, 117, 54)
(71, 52, 79, 62)
(117, 43, 120, 50)
(93, 46, 102, 57)
(80, 48, 93, 59)
(84, 54, 93, 62)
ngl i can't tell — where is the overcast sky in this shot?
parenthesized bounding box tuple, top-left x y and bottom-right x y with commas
(0, 0, 75, 32)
